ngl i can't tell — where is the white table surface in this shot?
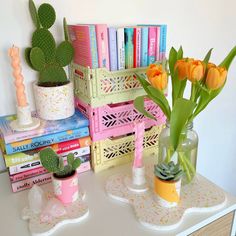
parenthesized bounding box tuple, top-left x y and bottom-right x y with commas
(0, 156, 236, 236)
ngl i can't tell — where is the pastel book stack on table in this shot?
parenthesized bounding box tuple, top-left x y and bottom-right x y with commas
(0, 110, 92, 192)
(69, 23, 167, 172)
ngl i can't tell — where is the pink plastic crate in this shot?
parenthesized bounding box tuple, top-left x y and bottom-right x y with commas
(75, 98, 166, 141)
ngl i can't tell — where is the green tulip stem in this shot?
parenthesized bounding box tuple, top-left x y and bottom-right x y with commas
(190, 83, 196, 102)
(178, 152, 192, 182)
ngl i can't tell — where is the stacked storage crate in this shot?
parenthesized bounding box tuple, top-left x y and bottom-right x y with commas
(73, 64, 166, 172)
(69, 24, 165, 172)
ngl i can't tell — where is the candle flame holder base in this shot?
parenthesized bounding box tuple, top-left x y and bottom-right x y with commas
(10, 105, 40, 132)
(124, 166, 148, 193)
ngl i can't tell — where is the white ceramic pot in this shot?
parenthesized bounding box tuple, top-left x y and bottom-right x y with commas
(33, 81, 75, 120)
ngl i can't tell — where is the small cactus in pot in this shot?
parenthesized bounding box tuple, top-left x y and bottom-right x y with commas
(154, 161, 183, 207)
(25, 0, 75, 120)
(39, 148, 81, 204)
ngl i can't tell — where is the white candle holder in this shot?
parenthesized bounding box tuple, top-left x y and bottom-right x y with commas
(10, 104, 40, 131)
(124, 166, 148, 193)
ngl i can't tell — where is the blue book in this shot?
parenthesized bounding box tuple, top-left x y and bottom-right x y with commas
(89, 25, 99, 68)
(159, 25, 167, 60)
(5, 126, 89, 155)
(124, 28, 134, 69)
(0, 110, 89, 144)
(141, 27, 148, 67)
(108, 27, 118, 71)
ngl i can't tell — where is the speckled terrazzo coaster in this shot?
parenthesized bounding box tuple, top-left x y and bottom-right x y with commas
(106, 164, 226, 230)
(22, 189, 89, 236)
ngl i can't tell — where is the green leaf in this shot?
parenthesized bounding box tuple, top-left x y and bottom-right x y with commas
(134, 96, 156, 120)
(56, 41, 74, 67)
(219, 46, 236, 70)
(29, 0, 40, 29)
(177, 46, 183, 60)
(147, 86, 171, 120)
(169, 47, 186, 106)
(203, 48, 213, 65)
(168, 47, 177, 75)
(25, 47, 35, 70)
(30, 47, 46, 71)
(67, 153, 74, 166)
(59, 157, 64, 171)
(72, 158, 81, 170)
(192, 87, 222, 118)
(38, 3, 56, 29)
(39, 148, 60, 173)
(170, 98, 196, 150)
(63, 17, 69, 41)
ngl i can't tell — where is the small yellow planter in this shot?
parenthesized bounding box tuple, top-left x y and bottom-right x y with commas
(154, 176, 181, 208)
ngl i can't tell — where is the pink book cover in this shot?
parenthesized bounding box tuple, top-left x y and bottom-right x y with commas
(11, 162, 91, 192)
(10, 166, 48, 183)
(156, 26, 160, 61)
(133, 27, 142, 68)
(68, 25, 98, 68)
(95, 24, 110, 70)
(148, 27, 157, 64)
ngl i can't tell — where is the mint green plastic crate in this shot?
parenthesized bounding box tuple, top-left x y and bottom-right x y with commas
(72, 64, 148, 108)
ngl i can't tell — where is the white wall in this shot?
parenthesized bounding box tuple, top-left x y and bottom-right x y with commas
(0, 0, 236, 195)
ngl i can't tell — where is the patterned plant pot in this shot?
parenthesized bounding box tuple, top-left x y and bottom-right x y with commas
(52, 171, 79, 205)
(154, 176, 181, 208)
(33, 81, 75, 120)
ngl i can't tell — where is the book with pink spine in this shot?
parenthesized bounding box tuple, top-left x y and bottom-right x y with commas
(156, 26, 160, 61)
(95, 24, 110, 70)
(147, 27, 157, 65)
(68, 24, 98, 68)
(133, 27, 142, 68)
(11, 162, 91, 192)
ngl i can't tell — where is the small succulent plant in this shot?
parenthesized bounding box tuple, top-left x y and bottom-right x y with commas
(25, 0, 74, 87)
(39, 148, 81, 178)
(154, 161, 183, 181)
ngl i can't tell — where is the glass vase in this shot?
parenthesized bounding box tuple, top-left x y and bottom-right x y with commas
(158, 122, 198, 184)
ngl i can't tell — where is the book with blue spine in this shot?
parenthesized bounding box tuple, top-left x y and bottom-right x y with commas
(4, 126, 89, 155)
(141, 27, 148, 67)
(108, 27, 118, 71)
(0, 110, 89, 144)
(158, 24, 167, 60)
(124, 28, 134, 69)
(89, 25, 99, 68)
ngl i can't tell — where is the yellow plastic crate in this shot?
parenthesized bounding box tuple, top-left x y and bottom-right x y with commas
(91, 125, 163, 172)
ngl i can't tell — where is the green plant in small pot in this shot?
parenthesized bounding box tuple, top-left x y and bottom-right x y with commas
(26, 0, 75, 120)
(39, 148, 81, 205)
(154, 161, 183, 208)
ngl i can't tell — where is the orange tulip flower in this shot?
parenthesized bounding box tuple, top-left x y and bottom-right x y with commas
(146, 64, 168, 90)
(206, 66, 227, 90)
(174, 58, 193, 80)
(187, 60, 204, 83)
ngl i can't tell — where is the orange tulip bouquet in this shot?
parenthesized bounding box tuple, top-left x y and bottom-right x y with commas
(134, 46, 236, 183)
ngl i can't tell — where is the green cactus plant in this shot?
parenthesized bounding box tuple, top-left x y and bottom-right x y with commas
(39, 148, 81, 178)
(26, 0, 74, 87)
(154, 161, 183, 182)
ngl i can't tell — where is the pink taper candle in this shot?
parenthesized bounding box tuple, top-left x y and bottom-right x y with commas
(8, 45, 27, 107)
(133, 121, 145, 168)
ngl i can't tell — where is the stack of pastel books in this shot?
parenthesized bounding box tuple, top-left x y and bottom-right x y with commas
(68, 24, 167, 70)
(0, 110, 91, 192)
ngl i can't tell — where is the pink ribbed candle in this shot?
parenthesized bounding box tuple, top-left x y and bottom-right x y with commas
(133, 121, 145, 168)
(8, 45, 27, 107)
